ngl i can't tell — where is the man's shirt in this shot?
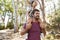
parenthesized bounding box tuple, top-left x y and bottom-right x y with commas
(23, 22, 42, 40)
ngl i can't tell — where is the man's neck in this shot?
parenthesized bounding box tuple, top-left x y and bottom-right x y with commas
(32, 18, 38, 22)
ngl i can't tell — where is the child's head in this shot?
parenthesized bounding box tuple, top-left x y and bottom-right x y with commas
(31, 1, 37, 8)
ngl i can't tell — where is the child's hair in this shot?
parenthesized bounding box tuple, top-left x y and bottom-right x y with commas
(31, 1, 34, 7)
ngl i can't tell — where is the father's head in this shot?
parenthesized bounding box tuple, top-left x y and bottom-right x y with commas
(31, 9, 40, 20)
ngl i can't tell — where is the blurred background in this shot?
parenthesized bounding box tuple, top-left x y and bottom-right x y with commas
(0, 0, 60, 40)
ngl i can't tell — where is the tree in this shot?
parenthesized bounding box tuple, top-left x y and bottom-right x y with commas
(12, 0, 26, 32)
(41, 0, 46, 23)
(48, 9, 60, 33)
(12, 0, 19, 33)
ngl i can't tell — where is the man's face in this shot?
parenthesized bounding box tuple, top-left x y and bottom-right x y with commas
(33, 11, 40, 20)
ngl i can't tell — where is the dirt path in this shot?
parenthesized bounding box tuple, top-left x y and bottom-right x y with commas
(0, 29, 26, 40)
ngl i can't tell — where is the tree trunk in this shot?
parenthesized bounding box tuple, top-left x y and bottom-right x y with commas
(41, 0, 46, 23)
(12, 0, 18, 33)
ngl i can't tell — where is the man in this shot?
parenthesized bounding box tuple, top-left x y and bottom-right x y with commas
(20, 9, 46, 40)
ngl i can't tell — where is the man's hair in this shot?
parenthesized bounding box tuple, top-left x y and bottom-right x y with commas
(31, 9, 39, 15)
(28, 9, 39, 18)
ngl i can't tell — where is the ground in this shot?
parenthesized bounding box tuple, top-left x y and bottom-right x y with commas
(0, 29, 60, 40)
(0, 29, 25, 40)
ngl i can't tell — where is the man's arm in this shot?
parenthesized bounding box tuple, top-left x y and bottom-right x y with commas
(41, 27, 46, 36)
(38, 19, 46, 36)
(41, 22, 46, 36)
(20, 27, 27, 35)
(20, 18, 32, 36)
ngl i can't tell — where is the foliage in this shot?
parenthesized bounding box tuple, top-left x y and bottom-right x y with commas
(0, 23, 5, 30)
(0, 0, 14, 23)
(18, 8, 26, 16)
(0, 0, 13, 14)
(18, 23, 23, 29)
(45, 34, 54, 40)
(7, 21, 14, 29)
(0, 21, 14, 30)
(47, 9, 60, 35)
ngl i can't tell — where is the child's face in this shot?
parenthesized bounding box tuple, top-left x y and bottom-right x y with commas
(32, 1, 37, 7)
